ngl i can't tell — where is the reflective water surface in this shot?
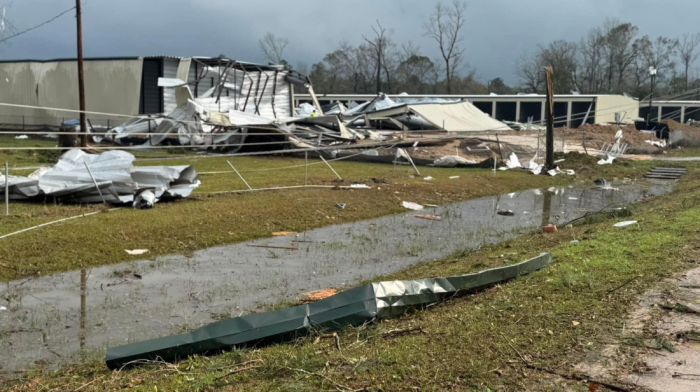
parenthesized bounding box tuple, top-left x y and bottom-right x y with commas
(0, 180, 672, 372)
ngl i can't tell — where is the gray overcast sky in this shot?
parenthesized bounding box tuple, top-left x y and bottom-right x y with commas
(3, 0, 700, 85)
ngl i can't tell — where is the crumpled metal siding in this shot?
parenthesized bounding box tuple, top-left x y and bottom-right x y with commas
(105, 253, 551, 369)
(162, 59, 180, 114)
(168, 63, 292, 119)
(1, 149, 200, 203)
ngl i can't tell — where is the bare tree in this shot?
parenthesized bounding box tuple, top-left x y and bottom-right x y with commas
(295, 62, 309, 76)
(259, 32, 289, 65)
(539, 40, 580, 93)
(579, 27, 606, 93)
(677, 33, 700, 89)
(362, 20, 394, 94)
(423, 0, 467, 93)
(601, 20, 640, 93)
(641, 36, 678, 77)
(515, 51, 544, 93)
(395, 43, 435, 93)
(430, 58, 445, 93)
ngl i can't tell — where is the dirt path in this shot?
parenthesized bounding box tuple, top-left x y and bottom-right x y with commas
(577, 258, 700, 391)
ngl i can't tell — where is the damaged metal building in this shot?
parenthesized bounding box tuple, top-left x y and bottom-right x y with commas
(0, 56, 304, 128)
(295, 93, 641, 127)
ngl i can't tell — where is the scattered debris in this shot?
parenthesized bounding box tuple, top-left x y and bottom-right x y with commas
(571, 240, 580, 244)
(0, 149, 200, 204)
(547, 168, 561, 177)
(506, 152, 522, 169)
(125, 249, 149, 256)
(402, 201, 424, 211)
(614, 221, 638, 228)
(598, 155, 616, 165)
(336, 203, 346, 210)
(543, 225, 558, 233)
(415, 214, 442, 221)
(0, 306, 7, 311)
(530, 164, 543, 175)
(423, 176, 434, 181)
(371, 178, 388, 184)
(449, 176, 460, 179)
(14, 135, 28, 139)
(133, 190, 156, 210)
(497, 210, 515, 216)
(247, 245, 300, 251)
(645, 140, 667, 148)
(566, 169, 575, 175)
(433, 155, 477, 168)
(350, 184, 371, 189)
(301, 289, 338, 303)
(644, 167, 687, 180)
(272, 232, 297, 236)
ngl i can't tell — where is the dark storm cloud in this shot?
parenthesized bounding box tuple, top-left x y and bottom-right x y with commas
(3, 0, 700, 84)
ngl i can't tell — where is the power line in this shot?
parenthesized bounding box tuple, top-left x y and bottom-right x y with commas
(0, 6, 76, 44)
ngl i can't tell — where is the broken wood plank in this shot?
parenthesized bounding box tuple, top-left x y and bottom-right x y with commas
(247, 245, 300, 251)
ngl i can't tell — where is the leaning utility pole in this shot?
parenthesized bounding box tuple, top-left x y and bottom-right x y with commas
(75, 0, 87, 148)
(544, 66, 554, 169)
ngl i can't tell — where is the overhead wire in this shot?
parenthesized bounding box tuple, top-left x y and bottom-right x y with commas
(0, 6, 76, 44)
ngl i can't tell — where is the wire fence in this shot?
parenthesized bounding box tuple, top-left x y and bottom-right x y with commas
(0, 114, 127, 131)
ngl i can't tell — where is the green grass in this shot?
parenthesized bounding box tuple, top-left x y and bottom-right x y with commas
(4, 161, 700, 391)
(0, 146, 652, 282)
(663, 146, 700, 157)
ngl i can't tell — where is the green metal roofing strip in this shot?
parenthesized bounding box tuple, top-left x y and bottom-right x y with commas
(105, 253, 551, 369)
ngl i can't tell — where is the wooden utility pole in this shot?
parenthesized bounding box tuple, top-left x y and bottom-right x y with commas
(544, 66, 554, 169)
(76, 0, 87, 148)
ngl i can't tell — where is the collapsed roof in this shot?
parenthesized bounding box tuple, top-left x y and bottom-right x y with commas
(341, 93, 511, 132)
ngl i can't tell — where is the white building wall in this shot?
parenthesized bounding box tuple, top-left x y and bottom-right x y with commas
(0, 59, 143, 126)
(586, 95, 638, 124)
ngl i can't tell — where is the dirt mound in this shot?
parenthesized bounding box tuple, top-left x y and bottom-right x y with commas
(566, 124, 659, 145)
(665, 120, 700, 140)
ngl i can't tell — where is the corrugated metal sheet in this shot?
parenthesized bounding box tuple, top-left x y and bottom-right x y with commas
(162, 59, 179, 114)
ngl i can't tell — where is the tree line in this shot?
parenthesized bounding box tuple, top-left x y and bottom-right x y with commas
(517, 20, 700, 97)
(259, 1, 700, 99)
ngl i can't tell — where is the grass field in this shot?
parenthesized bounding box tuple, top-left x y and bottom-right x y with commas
(0, 136, 659, 283)
(2, 157, 699, 391)
(0, 132, 697, 390)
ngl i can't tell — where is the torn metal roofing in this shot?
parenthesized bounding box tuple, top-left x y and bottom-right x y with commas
(105, 253, 551, 368)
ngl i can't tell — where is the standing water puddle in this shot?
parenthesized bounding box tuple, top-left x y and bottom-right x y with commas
(0, 181, 672, 372)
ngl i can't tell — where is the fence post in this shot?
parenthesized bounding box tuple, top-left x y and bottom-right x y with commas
(83, 162, 107, 204)
(304, 152, 308, 187)
(5, 162, 9, 216)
